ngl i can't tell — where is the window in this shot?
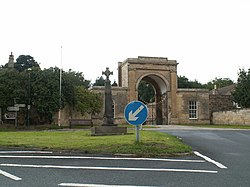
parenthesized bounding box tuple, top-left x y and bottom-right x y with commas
(189, 101, 198, 119)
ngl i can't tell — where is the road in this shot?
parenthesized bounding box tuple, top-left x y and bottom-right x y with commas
(0, 126, 249, 186)
(157, 126, 250, 187)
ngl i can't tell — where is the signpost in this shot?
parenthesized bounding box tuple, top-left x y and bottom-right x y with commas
(124, 101, 148, 142)
(6, 105, 25, 127)
(7, 106, 19, 112)
(14, 104, 26, 108)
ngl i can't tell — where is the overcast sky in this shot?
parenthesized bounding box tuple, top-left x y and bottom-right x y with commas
(1, 0, 250, 84)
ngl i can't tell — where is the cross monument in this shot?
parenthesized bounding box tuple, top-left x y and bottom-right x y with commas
(102, 67, 114, 125)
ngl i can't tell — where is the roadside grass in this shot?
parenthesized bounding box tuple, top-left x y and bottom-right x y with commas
(0, 129, 191, 157)
(178, 124, 250, 129)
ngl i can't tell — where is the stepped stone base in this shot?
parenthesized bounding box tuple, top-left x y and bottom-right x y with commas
(91, 126, 127, 136)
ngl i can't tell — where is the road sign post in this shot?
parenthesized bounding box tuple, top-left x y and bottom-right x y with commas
(7, 106, 19, 112)
(124, 101, 148, 142)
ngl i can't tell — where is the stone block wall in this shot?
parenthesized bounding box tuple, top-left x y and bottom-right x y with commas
(212, 109, 250, 125)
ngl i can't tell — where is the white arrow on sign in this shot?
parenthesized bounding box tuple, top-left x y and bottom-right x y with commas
(128, 105, 145, 121)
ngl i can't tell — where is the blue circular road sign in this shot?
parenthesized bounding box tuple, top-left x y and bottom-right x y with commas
(124, 100, 148, 126)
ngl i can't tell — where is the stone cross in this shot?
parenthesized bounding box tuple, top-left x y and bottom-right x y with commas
(102, 67, 113, 81)
(102, 67, 114, 125)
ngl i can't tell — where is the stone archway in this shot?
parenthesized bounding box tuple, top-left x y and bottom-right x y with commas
(118, 56, 178, 125)
(136, 74, 169, 125)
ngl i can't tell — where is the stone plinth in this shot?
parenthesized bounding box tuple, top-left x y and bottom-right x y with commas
(91, 126, 127, 136)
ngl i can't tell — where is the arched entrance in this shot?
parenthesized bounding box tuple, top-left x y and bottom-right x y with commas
(118, 56, 178, 125)
(137, 74, 169, 125)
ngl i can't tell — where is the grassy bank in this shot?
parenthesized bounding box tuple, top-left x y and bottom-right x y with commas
(0, 129, 191, 157)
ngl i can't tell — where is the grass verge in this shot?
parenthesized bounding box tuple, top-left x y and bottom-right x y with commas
(0, 130, 191, 157)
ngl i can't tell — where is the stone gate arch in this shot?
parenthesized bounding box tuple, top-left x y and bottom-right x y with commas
(136, 73, 169, 125)
(118, 56, 178, 125)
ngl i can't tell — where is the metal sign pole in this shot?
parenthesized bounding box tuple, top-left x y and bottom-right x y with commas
(15, 111, 18, 127)
(124, 101, 148, 143)
(135, 125, 140, 142)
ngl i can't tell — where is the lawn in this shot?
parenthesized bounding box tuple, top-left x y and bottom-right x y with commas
(0, 129, 192, 157)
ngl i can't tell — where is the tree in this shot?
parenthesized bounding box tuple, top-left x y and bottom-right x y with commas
(178, 75, 205, 89)
(1, 55, 100, 125)
(111, 80, 118, 87)
(62, 69, 91, 108)
(138, 81, 155, 103)
(205, 77, 234, 90)
(31, 68, 61, 123)
(93, 76, 118, 87)
(75, 86, 102, 115)
(0, 69, 27, 110)
(93, 76, 105, 86)
(15, 55, 40, 72)
(232, 68, 250, 108)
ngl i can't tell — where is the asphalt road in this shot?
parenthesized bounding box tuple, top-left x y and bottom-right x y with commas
(157, 126, 250, 187)
(0, 126, 249, 187)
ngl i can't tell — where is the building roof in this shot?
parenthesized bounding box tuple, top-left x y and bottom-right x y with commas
(211, 84, 236, 95)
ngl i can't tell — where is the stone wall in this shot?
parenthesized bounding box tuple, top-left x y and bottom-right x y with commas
(212, 109, 250, 125)
(209, 95, 234, 112)
(91, 86, 128, 125)
(54, 105, 91, 126)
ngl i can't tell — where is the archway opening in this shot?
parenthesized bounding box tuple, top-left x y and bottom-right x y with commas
(137, 74, 168, 125)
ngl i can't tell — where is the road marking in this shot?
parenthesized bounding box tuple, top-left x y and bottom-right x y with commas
(59, 183, 156, 187)
(0, 155, 204, 163)
(0, 163, 218, 174)
(194, 151, 227, 169)
(0, 151, 53, 154)
(0, 169, 22, 181)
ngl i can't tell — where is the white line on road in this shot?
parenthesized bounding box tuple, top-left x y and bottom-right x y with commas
(0, 163, 218, 174)
(0, 169, 22, 181)
(194, 151, 227, 169)
(58, 183, 156, 187)
(0, 155, 204, 163)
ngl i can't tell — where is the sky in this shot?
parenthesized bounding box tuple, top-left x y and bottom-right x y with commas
(1, 0, 250, 84)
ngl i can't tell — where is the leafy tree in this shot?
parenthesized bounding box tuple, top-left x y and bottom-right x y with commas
(205, 77, 234, 90)
(62, 69, 91, 108)
(65, 69, 90, 88)
(93, 76, 105, 86)
(75, 86, 102, 115)
(178, 75, 205, 88)
(1, 54, 100, 125)
(0, 69, 27, 110)
(138, 81, 155, 103)
(232, 68, 250, 108)
(31, 68, 61, 123)
(93, 76, 118, 87)
(15, 55, 40, 72)
(111, 80, 118, 87)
